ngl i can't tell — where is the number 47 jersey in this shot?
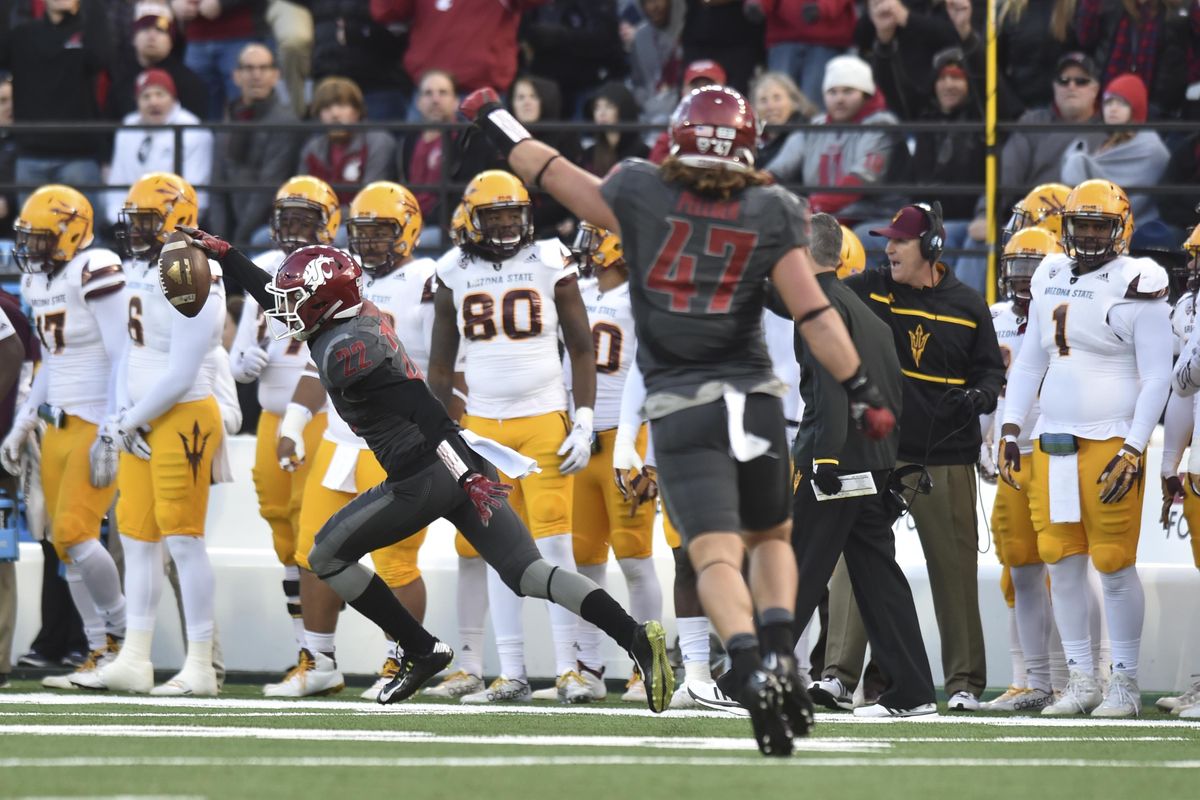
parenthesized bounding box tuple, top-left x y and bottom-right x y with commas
(436, 239, 576, 420)
(599, 159, 810, 405)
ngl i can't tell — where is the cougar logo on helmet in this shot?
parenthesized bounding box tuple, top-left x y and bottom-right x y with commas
(303, 255, 338, 289)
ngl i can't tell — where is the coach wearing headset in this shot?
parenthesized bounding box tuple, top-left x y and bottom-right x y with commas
(843, 202, 1006, 711)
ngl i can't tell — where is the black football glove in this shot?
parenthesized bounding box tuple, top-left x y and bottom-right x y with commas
(843, 368, 895, 441)
(1161, 475, 1184, 529)
(459, 87, 530, 157)
(812, 462, 842, 495)
(960, 387, 991, 415)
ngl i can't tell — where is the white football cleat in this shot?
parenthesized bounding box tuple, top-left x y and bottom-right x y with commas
(44, 636, 120, 690)
(1156, 677, 1200, 713)
(1092, 672, 1141, 718)
(73, 650, 153, 693)
(669, 682, 701, 709)
(262, 649, 343, 698)
(808, 676, 854, 711)
(151, 661, 220, 697)
(621, 672, 647, 704)
(460, 675, 531, 704)
(1042, 669, 1102, 715)
(686, 679, 750, 717)
(421, 669, 484, 698)
(946, 691, 981, 711)
(531, 670, 587, 702)
(361, 657, 401, 701)
(984, 686, 1054, 713)
(1179, 701, 1200, 719)
(576, 664, 607, 701)
(853, 702, 938, 718)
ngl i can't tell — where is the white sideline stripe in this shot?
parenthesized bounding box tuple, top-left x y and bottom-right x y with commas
(4, 756, 1200, 770)
(0, 724, 885, 752)
(3, 693, 1200, 728)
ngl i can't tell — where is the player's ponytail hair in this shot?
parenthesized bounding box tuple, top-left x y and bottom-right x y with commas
(659, 157, 773, 201)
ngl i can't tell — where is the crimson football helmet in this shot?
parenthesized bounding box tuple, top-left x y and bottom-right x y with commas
(266, 245, 363, 340)
(668, 85, 760, 172)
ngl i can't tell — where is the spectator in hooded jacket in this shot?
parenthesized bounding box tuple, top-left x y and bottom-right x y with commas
(521, 1, 628, 118)
(854, 0, 960, 120)
(745, 0, 857, 111)
(298, 76, 396, 209)
(581, 81, 648, 177)
(1075, 0, 1195, 118)
(110, 4, 210, 122)
(306, 0, 410, 121)
(1061, 72, 1169, 223)
(997, 0, 1080, 111)
(628, 0, 686, 126)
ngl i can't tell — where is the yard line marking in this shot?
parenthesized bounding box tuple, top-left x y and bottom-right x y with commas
(3, 756, 1200, 769)
(2, 694, 1199, 728)
(0, 724, 886, 752)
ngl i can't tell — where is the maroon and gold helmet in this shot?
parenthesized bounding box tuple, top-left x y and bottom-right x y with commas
(668, 85, 759, 173)
(265, 245, 363, 340)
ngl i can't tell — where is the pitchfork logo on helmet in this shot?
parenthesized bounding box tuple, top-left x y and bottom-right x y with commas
(266, 246, 363, 340)
(669, 85, 759, 172)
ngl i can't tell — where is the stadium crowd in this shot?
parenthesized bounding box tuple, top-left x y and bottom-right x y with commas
(2, 0, 1200, 749)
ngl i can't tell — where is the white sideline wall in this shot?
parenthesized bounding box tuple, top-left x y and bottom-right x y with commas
(11, 431, 1200, 691)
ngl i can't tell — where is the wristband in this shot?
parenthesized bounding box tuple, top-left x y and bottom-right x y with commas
(573, 406, 594, 432)
(479, 107, 532, 157)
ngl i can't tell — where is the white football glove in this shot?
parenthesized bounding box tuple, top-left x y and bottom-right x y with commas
(108, 413, 152, 460)
(88, 425, 120, 488)
(277, 402, 312, 472)
(236, 346, 271, 382)
(978, 440, 998, 484)
(0, 407, 37, 475)
(557, 407, 594, 475)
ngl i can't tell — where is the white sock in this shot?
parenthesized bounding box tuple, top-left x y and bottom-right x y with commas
(576, 563, 608, 671)
(457, 556, 487, 678)
(65, 564, 107, 651)
(67, 539, 126, 637)
(536, 533, 580, 675)
(793, 612, 815, 679)
(617, 556, 662, 624)
(385, 638, 400, 661)
(678, 616, 711, 682)
(305, 629, 336, 657)
(1006, 606, 1027, 689)
(120, 535, 164, 633)
(1046, 554, 1092, 676)
(165, 536, 215, 643)
(183, 640, 213, 673)
(1011, 563, 1050, 692)
(1048, 607, 1069, 691)
(283, 564, 304, 651)
(1099, 565, 1144, 679)
(486, 564, 526, 680)
(1088, 564, 1111, 679)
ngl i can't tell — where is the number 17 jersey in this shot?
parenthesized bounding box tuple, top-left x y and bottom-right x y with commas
(599, 159, 810, 408)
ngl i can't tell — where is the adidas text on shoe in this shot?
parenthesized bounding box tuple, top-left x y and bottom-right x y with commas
(460, 675, 532, 704)
(421, 669, 484, 698)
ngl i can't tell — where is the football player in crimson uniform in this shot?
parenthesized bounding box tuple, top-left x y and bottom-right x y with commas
(76, 173, 227, 696)
(228, 176, 338, 662)
(979, 227, 1068, 712)
(565, 223, 662, 704)
(460, 83, 894, 754)
(0, 186, 129, 689)
(1156, 225, 1200, 716)
(173, 228, 675, 711)
(264, 182, 441, 700)
(1002, 180, 1173, 717)
(427, 171, 597, 705)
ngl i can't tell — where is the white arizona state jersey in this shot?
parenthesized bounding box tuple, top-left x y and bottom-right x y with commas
(574, 276, 636, 430)
(228, 249, 317, 414)
(361, 257, 438, 375)
(1171, 290, 1198, 356)
(991, 301, 1038, 453)
(20, 249, 125, 422)
(436, 239, 576, 419)
(1026, 253, 1169, 441)
(124, 256, 225, 404)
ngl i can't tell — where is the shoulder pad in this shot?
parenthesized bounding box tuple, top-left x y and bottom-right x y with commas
(319, 315, 393, 389)
(990, 302, 1008, 318)
(1119, 256, 1169, 300)
(1031, 253, 1069, 289)
(78, 249, 126, 300)
(533, 238, 575, 271)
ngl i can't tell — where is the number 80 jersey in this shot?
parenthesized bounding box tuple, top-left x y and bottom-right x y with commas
(436, 240, 576, 420)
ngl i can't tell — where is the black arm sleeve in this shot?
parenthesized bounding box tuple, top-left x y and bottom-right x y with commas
(219, 246, 274, 309)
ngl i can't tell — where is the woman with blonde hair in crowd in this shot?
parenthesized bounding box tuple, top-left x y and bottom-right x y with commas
(752, 71, 817, 168)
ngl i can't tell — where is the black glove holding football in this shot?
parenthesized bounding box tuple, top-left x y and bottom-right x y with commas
(459, 87, 531, 158)
(843, 367, 895, 441)
(812, 462, 843, 495)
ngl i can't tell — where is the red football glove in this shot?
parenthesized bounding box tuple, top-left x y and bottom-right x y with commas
(459, 88, 502, 123)
(462, 472, 513, 526)
(175, 225, 230, 259)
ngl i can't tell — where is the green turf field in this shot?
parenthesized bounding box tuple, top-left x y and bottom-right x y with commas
(2, 682, 1198, 799)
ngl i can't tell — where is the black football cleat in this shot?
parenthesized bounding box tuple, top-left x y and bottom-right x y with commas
(377, 641, 454, 705)
(766, 653, 815, 738)
(627, 621, 674, 713)
(740, 669, 793, 757)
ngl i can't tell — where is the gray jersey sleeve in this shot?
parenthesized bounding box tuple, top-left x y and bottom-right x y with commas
(317, 322, 392, 391)
(756, 186, 811, 271)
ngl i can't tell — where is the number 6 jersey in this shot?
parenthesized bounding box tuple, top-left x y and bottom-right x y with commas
(436, 239, 576, 419)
